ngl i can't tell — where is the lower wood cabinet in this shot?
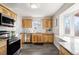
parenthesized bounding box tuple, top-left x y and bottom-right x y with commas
(20, 33, 54, 45)
(0, 45, 6, 55)
(59, 45, 71, 55)
(32, 33, 54, 43)
(43, 34, 54, 43)
(20, 33, 25, 48)
(26, 33, 31, 43)
(0, 40, 7, 55)
(32, 34, 39, 43)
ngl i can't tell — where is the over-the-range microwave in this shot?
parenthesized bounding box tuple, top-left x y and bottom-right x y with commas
(0, 13, 15, 27)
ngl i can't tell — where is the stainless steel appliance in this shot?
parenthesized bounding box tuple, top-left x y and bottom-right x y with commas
(0, 31, 9, 39)
(0, 30, 16, 44)
(0, 13, 14, 27)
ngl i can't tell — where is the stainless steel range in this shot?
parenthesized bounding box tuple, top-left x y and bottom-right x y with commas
(0, 31, 9, 39)
(0, 30, 16, 44)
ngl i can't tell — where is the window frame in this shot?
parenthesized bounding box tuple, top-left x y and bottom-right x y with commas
(59, 7, 79, 38)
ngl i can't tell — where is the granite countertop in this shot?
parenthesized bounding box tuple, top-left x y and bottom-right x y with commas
(56, 35, 79, 55)
(20, 32, 54, 34)
(9, 37, 20, 44)
(0, 37, 20, 45)
(0, 37, 9, 39)
(58, 41, 79, 55)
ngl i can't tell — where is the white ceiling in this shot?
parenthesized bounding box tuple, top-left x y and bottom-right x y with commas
(3, 3, 64, 17)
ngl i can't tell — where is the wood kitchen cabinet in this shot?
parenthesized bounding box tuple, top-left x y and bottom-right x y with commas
(20, 33, 32, 47)
(59, 45, 71, 55)
(43, 34, 54, 43)
(20, 33, 25, 48)
(22, 19, 32, 28)
(43, 17, 52, 29)
(26, 33, 31, 43)
(22, 20, 26, 28)
(0, 40, 7, 55)
(0, 4, 16, 20)
(0, 46, 6, 55)
(32, 34, 43, 43)
(32, 33, 54, 43)
(32, 34, 39, 43)
(20, 33, 54, 45)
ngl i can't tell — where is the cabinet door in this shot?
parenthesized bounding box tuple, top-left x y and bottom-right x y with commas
(41, 34, 44, 43)
(1, 6, 8, 15)
(43, 34, 54, 43)
(43, 19, 48, 28)
(48, 19, 52, 28)
(22, 19, 32, 28)
(32, 34, 43, 43)
(48, 34, 54, 43)
(37, 34, 42, 43)
(27, 33, 31, 42)
(0, 6, 3, 13)
(43, 19, 52, 29)
(32, 34, 36, 43)
(22, 19, 25, 28)
(43, 34, 48, 43)
(26, 19, 32, 28)
(20, 33, 25, 48)
(0, 46, 7, 55)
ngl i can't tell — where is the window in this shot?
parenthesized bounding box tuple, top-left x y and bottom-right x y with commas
(62, 12, 79, 37)
(74, 16, 79, 36)
(64, 14, 71, 35)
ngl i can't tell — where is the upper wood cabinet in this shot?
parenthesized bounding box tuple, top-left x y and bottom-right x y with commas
(22, 19, 32, 28)
(0, 4, 16, 20)
(43, 17, 52, 29)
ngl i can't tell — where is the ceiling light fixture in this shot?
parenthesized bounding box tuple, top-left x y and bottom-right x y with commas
(30, 4, 38, 9)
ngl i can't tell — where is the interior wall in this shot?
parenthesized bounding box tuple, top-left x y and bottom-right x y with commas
(14, 15, 22, 39)
(52, 3, 74, 49)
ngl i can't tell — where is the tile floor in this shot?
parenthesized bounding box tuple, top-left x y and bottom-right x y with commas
(20, 44, 59, 55)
